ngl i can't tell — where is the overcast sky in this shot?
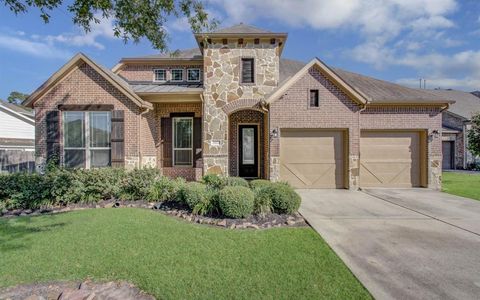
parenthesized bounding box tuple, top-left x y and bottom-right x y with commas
(1, 0, 480, 100)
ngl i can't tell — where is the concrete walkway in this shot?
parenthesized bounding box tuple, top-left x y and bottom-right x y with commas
(298, 189, 480, 300)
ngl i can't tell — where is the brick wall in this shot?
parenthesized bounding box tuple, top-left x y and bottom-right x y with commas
(442, 112, 465, 168)
(118, 64, 203, 82)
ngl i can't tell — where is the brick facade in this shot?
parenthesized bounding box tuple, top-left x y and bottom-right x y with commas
(118, 64, 203, 82)
(442, 112, 465, 168)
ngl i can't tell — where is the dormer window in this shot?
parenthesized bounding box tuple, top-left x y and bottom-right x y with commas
(241, 58, 254, 84)
(187, 68, 201, 82)
(171, 69, 184, 82)
(154, 69, 166, 82)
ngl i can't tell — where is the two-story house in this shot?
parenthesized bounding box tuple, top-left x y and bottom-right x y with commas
(24, 23, 454, 189)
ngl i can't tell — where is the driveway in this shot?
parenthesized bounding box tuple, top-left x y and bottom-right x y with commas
(298, 189, 480, 300)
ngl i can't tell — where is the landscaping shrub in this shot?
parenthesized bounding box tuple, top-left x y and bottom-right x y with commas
(147, 177, 185, 202)
(183, 182, 209, 210)
(249, 179, 272, 190)
(265, 183, 301, 214)
(252, 187, 273, 216)
(202, 174, 226, 189)
(225, 177, 249, 187)
(218, 186, 254, 218)
(120, 168, 161, 200)
(0, 173, 50, 209)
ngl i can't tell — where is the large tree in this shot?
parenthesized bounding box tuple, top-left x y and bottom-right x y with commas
(2, 0, 216, 50)
(7, 91, 29, 104)
(468, 113, 480, 158)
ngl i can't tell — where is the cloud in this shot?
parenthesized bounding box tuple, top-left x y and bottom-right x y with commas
(0, 34, 71, 59)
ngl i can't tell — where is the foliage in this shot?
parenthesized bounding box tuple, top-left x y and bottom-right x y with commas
(467, 113, 480, 157)
(218, 186, 254, 218)
(264, 183, 301, 214)
(7, 91, 29, 104)
(2, 0, 217, 50)
(202, 174, 226, 189)
(224, 176, 249, 187)
(0, 173, 50, 209)
(249, 179, 272, 190)
(147, 176, 185, 202)
(120, 168, 161, 200)
(253, 187, 273, 216)
(192, 188, 218, 216)
(183, 182, 209, 210)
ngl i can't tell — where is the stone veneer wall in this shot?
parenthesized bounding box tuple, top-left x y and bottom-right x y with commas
(202, 41, 280, 175)
(228, 109, 266, 178)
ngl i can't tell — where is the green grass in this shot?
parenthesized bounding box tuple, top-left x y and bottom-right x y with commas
(0, 209, 370, 299)
(443, 171, 480, 201)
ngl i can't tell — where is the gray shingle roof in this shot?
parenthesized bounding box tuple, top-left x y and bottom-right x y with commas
(211, 23, 273, 34)
(130, 48, 203, 60)
(429, 90, 480, 119)
(131, 84, 203, 94)
(0, 101, 33, 118)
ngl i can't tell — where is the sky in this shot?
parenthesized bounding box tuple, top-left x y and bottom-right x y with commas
(1, 0, 480, 100)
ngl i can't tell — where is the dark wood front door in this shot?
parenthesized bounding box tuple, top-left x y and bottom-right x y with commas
(239, 125, 258, 178)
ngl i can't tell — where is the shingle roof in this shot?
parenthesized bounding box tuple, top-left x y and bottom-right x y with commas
(126, 48, 203, 60)
(211, 23, 273, 34)
(429, 90, 480, 119)
(0, 101, 33, 118)
(131, 84, 203, 94)
(278, 58, 452, 104)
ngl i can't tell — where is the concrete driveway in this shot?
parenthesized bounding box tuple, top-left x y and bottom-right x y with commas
(298, 189, 480, 300)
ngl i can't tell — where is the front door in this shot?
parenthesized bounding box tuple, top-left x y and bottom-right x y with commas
(239, 125, 258, 178)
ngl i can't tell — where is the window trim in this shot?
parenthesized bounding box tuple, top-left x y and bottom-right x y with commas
(240, 57, 255, 85)
(171, 69, 184, 82)
(172, 117, 193, 167)
(153, 68, 166, 82)
(187, 68, 201, 82)
(63, 111, 112, 169)
(309, 89, 320, 108)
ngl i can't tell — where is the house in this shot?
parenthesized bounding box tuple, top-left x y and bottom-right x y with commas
(23, 23, 454, 189)
(0, 101, 35, 172)
(429, 90, 480, 169)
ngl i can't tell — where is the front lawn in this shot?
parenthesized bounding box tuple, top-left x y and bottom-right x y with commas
(0, 209, 370, 299)
(442, 171, 480, 201)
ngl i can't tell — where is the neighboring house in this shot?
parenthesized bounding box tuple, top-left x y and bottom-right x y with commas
(0, 101, 35, 172)
(429, 90, 480, 169)
(24, 23, 454, 189)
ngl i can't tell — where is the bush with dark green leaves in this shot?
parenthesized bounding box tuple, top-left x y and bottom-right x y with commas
(120, 168, 161, 200)
(264, 182, 301, 214)
(218, 186, 254, 218)
(148, 176, 185, 202)
(0, 173, 50, 209)
(201, 174, 226, 189)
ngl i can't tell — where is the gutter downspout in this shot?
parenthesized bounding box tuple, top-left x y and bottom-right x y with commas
(356, 101, 368, 190)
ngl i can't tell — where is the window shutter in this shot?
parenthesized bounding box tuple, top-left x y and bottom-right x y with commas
(111, 110, 125, 167)
(161, 117, 173, 167)
(46, 110, 60, 165)
(242, 58, 254, 83)
(193, 117, 202, 168)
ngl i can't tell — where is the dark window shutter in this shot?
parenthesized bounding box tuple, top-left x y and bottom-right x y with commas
(241, 58, 254, 83)
(111, 110, 125, 167)
(193, 117, 202, 168)
(161, 117, 172, 168)
(46, 110, 60, 165)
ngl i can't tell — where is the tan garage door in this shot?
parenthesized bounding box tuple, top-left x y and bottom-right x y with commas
(280, 129, 346, 188)
(360, 131, 426, 188)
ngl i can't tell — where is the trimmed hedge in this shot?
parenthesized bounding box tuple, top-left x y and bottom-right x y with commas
(263, 183, 301, 214)
(249, 179, 272, 190)
(218, 186, 254, 218)
(183, 182, 209, 210)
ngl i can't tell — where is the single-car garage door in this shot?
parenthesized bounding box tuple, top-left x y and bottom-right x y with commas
(280, 129, 346, 188)
(360, 131, 426, 188)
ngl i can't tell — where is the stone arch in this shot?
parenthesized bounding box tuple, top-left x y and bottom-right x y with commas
(222, 99, 267, 115)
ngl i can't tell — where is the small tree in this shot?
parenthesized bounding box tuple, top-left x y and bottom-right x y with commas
(467, 112, 480, 157)
(7, 91, 29, 104)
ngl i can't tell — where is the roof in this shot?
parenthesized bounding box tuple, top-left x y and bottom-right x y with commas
(24, 53, 152, 110)
(119, 48, 203, 62)
(0, 101, 33, 119)
(0, 101, 35, 125)
(276, 58, 454, 105)
(131, 83, 203, 94)
(429, 90, 480, 119)
(211, 23, 273, 34)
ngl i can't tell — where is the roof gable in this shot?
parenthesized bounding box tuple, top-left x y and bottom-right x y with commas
(24, 53, 152, 109)
(0, 102, 35, 125)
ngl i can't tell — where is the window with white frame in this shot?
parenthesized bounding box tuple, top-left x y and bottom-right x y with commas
(187, 68, 201, 82)
(63, 111, 111, 168)
(171, 69, 184, 82)
(173, 117, 193, 166)
(154, 69, 166, 81)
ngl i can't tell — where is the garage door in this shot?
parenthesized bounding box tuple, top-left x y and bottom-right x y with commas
(360, 131, 426, 188)
(280, 129, 345, 188)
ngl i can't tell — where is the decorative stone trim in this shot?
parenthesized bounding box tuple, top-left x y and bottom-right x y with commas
(221, 98, 264, 115)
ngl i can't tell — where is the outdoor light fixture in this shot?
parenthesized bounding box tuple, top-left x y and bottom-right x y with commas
(271, 128, 279, 139)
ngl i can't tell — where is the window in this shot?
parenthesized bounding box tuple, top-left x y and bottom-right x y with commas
(241, 58, 254, 84)
(63, 111, 111, 168)
(309, 89, 319, 107)
(173, 117, 193, 166)
(171, 69, 184, 82)
(154, 69, 166, 81)
(187, 68, 201, 82)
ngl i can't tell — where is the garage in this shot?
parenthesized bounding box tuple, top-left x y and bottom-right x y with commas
(360, 131, 427, 188)
(280, 129, 346, 188)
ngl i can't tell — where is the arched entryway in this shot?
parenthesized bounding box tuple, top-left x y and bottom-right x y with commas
(228, 109, 268, 179)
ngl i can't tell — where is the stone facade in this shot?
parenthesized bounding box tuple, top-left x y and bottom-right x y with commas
(202, 40, 280, 176)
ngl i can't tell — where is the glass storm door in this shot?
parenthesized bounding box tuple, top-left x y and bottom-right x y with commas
(239, 125, 258, 178)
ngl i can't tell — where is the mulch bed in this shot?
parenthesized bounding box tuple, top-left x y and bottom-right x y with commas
(0, 200, 307, 229)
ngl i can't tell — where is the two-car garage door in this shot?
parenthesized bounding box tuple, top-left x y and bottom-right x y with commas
(279, 129, 426, 188)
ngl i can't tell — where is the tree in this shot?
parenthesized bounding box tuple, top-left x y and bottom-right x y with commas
(7, 91, 29, 104)
(2, 0, 217, 51)
(468, 113, 480, 158)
